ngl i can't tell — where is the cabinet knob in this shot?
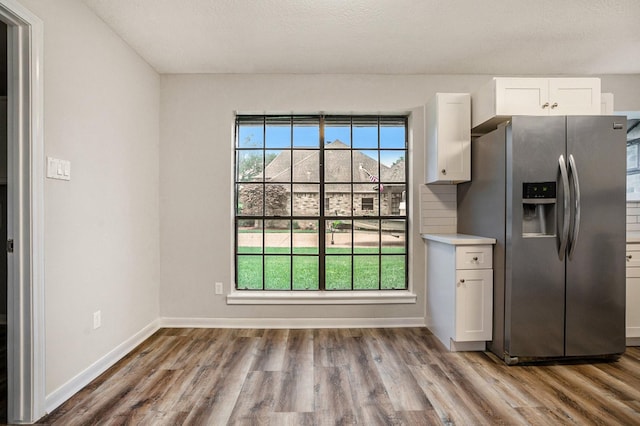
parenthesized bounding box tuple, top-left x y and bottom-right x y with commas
(542, 102, 550, 109)
(441, 169, 447, 175)
(627, 255, 633, 261)
(459, 279, 465, 284)
(551, 102, 558, 109)
(472, 256, 478, 262)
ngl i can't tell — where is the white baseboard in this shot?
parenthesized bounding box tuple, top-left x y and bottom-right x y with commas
(160, 316, 425, 329)
(44, 319, 161, 414)
(449, 339, 487, 352)
(627, 337, 640, 347)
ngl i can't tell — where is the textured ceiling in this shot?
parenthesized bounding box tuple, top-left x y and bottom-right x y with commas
(82, 0, 640, 75)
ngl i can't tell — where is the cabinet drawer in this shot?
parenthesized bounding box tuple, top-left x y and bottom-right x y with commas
(456, 246, 492, 270)
(626, 244, 640, 268)
(627, 268, 640, 278)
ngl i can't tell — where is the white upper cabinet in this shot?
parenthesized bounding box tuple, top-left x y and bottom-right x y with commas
(472, 77, 601, 133)
(425, 93, 471, 184)
(548, 78, 601, 115)
(601, 92, 614, 115)
(494, 78, 550, 116)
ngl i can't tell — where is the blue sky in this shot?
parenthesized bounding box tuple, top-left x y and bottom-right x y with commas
(238, 123, 405, 167)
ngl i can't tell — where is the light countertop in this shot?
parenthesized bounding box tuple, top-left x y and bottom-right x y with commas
(426, 233, 639, 244)
(421, 233, 496, 245)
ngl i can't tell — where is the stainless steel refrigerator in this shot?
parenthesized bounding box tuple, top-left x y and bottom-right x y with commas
(458, 115, 627, 364)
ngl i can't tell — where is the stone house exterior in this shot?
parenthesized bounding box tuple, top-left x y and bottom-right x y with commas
(259, 140, 405, 229)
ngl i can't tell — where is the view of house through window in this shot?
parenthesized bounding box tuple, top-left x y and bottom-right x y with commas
(234, 115, 408, 290)
(627, 115, 640, 199)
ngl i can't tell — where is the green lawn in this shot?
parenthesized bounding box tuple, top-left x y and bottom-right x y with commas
(236, 247, 406, 290)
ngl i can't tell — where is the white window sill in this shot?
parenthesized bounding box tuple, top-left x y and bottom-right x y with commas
(227, 290, 417, 305)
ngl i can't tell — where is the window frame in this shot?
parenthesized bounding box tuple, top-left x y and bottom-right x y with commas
(233, 114, 409, 292)
(628, 138, 640, 173)
(626, 115, 640, 200)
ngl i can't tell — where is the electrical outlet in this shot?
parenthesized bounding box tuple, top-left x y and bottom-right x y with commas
(215, 282, 223, 295)
(93, 310, 101, 329)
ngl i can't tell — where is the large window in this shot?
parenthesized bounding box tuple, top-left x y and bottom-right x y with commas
(234, 115, 408, 291)
(627, 116, 640, 200)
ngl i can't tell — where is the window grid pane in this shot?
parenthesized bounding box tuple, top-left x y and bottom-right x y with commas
(235, 115, 408, 291)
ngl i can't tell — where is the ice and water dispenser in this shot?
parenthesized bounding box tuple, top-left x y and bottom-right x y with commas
(522, 182, 556, 237)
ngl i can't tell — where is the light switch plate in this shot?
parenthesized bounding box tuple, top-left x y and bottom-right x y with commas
(93, 310, 101, 329)
(47, 157, 71, 181)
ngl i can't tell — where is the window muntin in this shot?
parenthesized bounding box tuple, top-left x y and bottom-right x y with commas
(234, 115, 408, 291)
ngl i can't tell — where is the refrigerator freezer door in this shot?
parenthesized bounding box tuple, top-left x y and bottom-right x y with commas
(564, 116, 626, 357)
(505, 116, 566, 357)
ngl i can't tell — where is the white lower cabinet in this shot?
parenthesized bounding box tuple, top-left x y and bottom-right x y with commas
(423, 234, 495, 352)
(627, 243, 640, 344)
(455, 269, 493, 342)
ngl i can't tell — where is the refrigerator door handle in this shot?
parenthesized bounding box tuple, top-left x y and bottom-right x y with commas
(568, 154, 581, 260)
(558, 155, 570, 261)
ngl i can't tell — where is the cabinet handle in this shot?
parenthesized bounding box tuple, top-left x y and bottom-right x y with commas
(551, 102, 558, 109)
(459, 279, 465, 284)
(542, 102, 550, 109)
(627, 255, 633, 261)
(472, 256, 478, 262)
(441, 169, 447, 175)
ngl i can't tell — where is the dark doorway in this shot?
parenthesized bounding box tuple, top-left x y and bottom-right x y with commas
(0, 20, 6, 425)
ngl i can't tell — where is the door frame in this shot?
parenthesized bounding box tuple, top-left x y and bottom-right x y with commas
(0, 0, 44, 423)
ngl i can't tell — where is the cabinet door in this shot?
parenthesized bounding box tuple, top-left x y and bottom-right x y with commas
(627, 276, 640, 338)
(455, 269, 493, 342)
(425, 93, 470, 183)
(495, 78, 549, 116)
(548, 78, 601, 116)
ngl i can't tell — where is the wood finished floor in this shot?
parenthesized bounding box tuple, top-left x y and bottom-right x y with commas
(0, 325, 6, 425)
(39, 328, 640, 425)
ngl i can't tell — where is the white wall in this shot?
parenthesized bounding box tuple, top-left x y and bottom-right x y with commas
(20, 0, 160, 396)
(601, 76, 640, 111)
(160, 74, 443, 321)
(159, 74, 640, 323)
